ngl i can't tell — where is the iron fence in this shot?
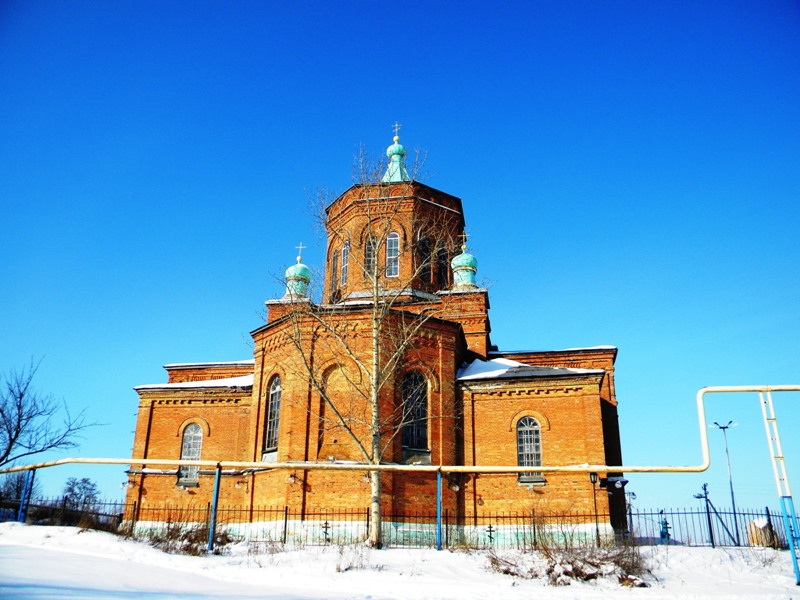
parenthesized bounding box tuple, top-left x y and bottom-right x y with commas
(0, 496, 789, 551)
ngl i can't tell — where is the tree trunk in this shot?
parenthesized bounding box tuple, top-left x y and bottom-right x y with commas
(369, 468, 382, 547)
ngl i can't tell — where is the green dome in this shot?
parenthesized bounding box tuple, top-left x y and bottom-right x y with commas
(451, 245, 478, 290)
(451, 250, 478, 270)
(284, 255, 311, 298)
(285, 261, 311, 281)
(386, 136, 406, 158)
(382, 133, 411, 182)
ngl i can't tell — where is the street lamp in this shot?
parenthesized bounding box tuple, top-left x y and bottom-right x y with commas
(710, 420, 741, 546)
(589, 472, 600, 547)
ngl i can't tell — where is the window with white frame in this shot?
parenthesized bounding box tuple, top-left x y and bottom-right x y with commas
(264, 376, 282, 452)
(364, 235, 377, 278)
(178, 423, 202, 485)
(341, 242, 349, 286)
(516, 416, 543, 483)
(386, 232, 400, 277)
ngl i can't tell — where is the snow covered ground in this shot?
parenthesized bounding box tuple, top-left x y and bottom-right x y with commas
(0, 523, 797, 599)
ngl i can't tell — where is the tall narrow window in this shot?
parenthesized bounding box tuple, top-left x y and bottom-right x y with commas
(330, 250, 339, 298)
(341, 242, 349, 286)
(364, 235, 377, 278)
(417, 237, 431, 284)
(386, 232, 400, 277)
(436, 246, 450, 288)
(264, 376, 282, 452)
(401, 372, 427, 450)
(178, 423, 202, 485)
(517, 417, 543, 483)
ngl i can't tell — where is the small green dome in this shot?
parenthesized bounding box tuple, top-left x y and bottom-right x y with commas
(285, 260, 311, 282)
(386, 135, 406, 159)
(451, 250, 478, 270)
(382, 132, 411, 182)
(451, 244, 478, 290)
(284, 254, 311, 299)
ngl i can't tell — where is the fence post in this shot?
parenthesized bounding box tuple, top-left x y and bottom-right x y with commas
(206, 464, 222, 553)
(627, 503, 634, 540)
(445, 508, 449, 548)
(16, 469, 35, 523)
(704, 499, 715, 548)
(436, 469, 442, 551)
(128, 500, 137, 536)
(282, 506, 289, 545)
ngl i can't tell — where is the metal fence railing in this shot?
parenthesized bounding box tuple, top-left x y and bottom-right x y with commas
(0, 496, 788, 551)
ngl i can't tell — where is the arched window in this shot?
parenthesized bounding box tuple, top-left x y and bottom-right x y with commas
(178, 423, 202, 485)
(436, 246, 450, 288)
(417, 237, 431, 284)
(401, 372, 427, 450)
(341, 242, 349, 286)
(364, 235, 377, 278)
(386, 232, 400, 277)
(330, 250, 339, 297)
(264, 376, 282, 453)
(517, 417, 543, 483)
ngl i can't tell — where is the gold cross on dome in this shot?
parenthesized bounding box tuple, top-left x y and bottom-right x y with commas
(459, 231, 470, 249)
(392, 121, 402, 137)
(295, 242, 306, 261)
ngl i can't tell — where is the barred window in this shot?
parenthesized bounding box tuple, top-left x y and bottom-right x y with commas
(386, 232, 400, 277)
(436, 246, 449, 288)
(330, 250, 339, 298)
(517, 416, 543, 483)
(264, 376, 282, 452)
(417, 237, 431, 284)
(364, 235, 377, 278)
(401, 372, 427, 450)
(178, 423, 202, 484)
(341, 242, 349, 286)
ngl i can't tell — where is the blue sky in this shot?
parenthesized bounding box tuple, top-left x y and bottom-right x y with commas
(1, 1, 799, 511)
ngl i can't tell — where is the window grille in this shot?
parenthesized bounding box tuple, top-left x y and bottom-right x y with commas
(264, 376, 282, 452)
(364, 235, 377, 278)
(330, 250, 339, 297)
(517, 416, 543, 483)
(401, 372, 428, 450)
(436, 246, 449, 288)
(178, 423, 202, 484)
(341, 242, 349, 286)
(417, 237, 431, 284)
(386, 232, 399, 277)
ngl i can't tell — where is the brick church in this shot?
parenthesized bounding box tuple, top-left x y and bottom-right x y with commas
(126, 132, 626, 538)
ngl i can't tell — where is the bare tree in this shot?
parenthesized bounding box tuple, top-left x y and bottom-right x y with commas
(272, 145, 468, 546)
(0, 359, 91, 467)
(0, 470, 43, 501)
(62, 476, 100, 509)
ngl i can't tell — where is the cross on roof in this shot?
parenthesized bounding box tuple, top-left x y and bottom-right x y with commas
(295, 242, 305, 261)
(459, 231, 470, 249)
(392, 121, 402, 137)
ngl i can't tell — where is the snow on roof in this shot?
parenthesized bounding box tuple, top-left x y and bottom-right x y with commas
(163, 360, 255, 369)
(135, 374, 254, 391)
(456, 358, 603, 382)
(488, 345, 617, 355)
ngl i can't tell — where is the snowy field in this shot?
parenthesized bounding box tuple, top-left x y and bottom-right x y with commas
(0, 523, 797, 599)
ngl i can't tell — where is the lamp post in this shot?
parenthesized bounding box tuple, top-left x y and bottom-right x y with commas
(589, 472, 600, 547)
(711, 420, 741, 546)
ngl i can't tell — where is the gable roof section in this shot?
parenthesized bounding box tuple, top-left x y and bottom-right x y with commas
(135, 374, 254, 391)
(457, 357, 603, 382)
